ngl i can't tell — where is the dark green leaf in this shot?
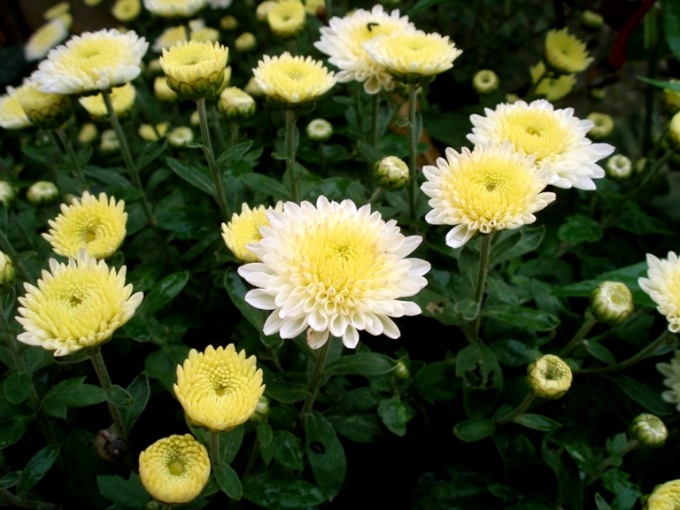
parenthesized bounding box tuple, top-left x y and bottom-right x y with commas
(411, 288, 462, 326)
(608, 375, 672, 415)
(257, 422, 273, 448)
(584, 340, 616, 365)
(214, 464, 242, 500)
(108, 385, 133, 408)
(135, 141, 166, 171)
(216, 140, 253, 166)
(121, 374, 150, 434)
(272, 430, 304, 470)
(557, 214, 604, 244)
(377, 395, 416, 437)
(327, 414, 383, 443)
(144, 345, 191, 391)
(42, 377, 106, 419)
(490, 227, 545, 268)
(0, 416, 29, 449)
(241, 173, 290, 200)
(97, 473, 149, 507)
(0, 472, 19, 489)
(265, 381, 308, 403)
(414, 360, 457, 403)
(243, 474, 325, 509)
(637, 76, 680, 92)
(513, 413, 562, 432)
(17, 445, 59, 497)
(3, 372, 33, 405)
(140, 270, 189, 316)
(224, 269, 265, 332)
(219, 426, 244, 465)
(663, 1, 680, 60)
(453, 418, 496, 442)
(304, 411, 346, 500)
(84, 166, 135, 191)
(324, 352, 395, 377)
(167, 157, 215, 197)
(482, 305, 560, 331)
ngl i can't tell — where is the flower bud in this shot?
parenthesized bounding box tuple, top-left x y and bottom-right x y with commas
(589, 87, 607, 101)
(154, 76, 178, 102)
(26, 181, 59, 205)
(0, 181, 16, 207)
(138, 122, 169, 142)
(645, 479, 680, 510)
(670, 111, 680, 146)
(472, 69, 499, 94)
(100, 129, 120, 153)
(527, 354, 572, 400)
(630, 413, 667, 448)
(245, 76, 264, 98)
(394, 359, 410, 380)
(167, 126, 194, 147)
(256, 1, 277, 21)
(78, 123, 98, 145)
(587, 112, 613, 139)
(590, 281, 634, 324)
(235, 32, 257, 52)
(267, 0, 306, 38)
(306, 118, 333, 142)
(250, 395, 270, 422)
(606, 155, 633, 179)
(220, 15, 238, 30)
(218, 87, 256, 120)
(581, 10, 604, 30)
(0, 252, 15, 292)
(374, 156, 409, 191)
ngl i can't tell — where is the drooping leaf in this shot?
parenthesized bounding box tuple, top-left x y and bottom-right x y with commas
(17, 445, 60, 497)
(42, 377, 106, 419)
(453, 418, 496, 442)
(304, 411, 346, 501)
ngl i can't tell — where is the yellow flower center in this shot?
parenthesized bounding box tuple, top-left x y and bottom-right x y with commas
(167, 458, 185, 476)
(499, 110, 569, 161)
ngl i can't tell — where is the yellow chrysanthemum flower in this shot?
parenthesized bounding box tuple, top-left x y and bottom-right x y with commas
(152, 25, 188, 52)
(529, 61, 575, 101)
(160, 40, 229, 101)
(78, 83, 136, 119)
(363, 30, 462, 84)
(468, 99, 615, 190)
(639, 252, 680, 333)
(42, 191, 127, 260)
(256, 1, 277, 21)
(139, 434, 210, 504)
(267, 0, 306, 38)
(15, 251, 143, 357)
(544, 27, 593, 74)
(253, 52, 336, 106)
(238, 197, 430, 349)
(33, 29, 148, 95)
(527, 354, 572, 399)
(14, 82, 72, 129)
(421, 144, 556, 249)
(174, 345, 265, 431)
(143, 0, 207, 17)
(657, 350, 680, 412)
(314, 5, 415, 94)
(112, 0, 142, 22)
(670, 111, 680, 146)
(305, 0, 324, 15)
(644, 479, 680, 510)
(0, 86, 31, 130)
(221, 203, 279, 262)
(25, 18, 70, 62)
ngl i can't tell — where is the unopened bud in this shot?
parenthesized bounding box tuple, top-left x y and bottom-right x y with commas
(0, 181, 16, 207)
(0, 252, 15, 292)
(306, 118, 332, 141)
(256, 1, 276, 21)
(26, 181, 59, 205)
(606, 155, 632, 179)
(472, 69, 499, 94)
(374, 156, 409, 191)
(154, 76, 178, 102)
(527, 354, 572, 400)
(245, 76, 264, 98)
(235, 32, 257, 52)
(220, 15, 238, 30)
(100, 129, 120, 153)
(78, 123, 98, 144)
(630, 413, 667, 448)
(670, 111, 680, 146)
(167, 126, 194, 147)
(93, 425, 127, 461)
(394, 360, 410, 380)
(218, 87, 256, 120)
(590, 281, 634, 324)
(587, 112, 613, 139)
(581, 10, 604, 30)
(250, 395, 269, 422)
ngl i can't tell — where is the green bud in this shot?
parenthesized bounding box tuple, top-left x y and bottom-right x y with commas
(581, 10, 604, 30)
(587, 112, 614, 139)
(0, 181, 16, 207)
(374, 156, 409, 191)
(606, 155, 632, 179)
(472, 69, 499, 95)
(0, 252, 15, 293)
(250, 395, 269, 422)
(394, 359, 410, 380)
(590, 281, 633, 324)
(306, 118, 333, 142)
(630, 413, 667, 448)
(218, 87, 256, 120)
(26, 181, 59, 205)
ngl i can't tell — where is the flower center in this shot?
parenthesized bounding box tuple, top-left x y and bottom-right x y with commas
(83, 227, 98, 243)
(500, 110, 569, 161)
(167, 457, 185, 476)
(69, 294, 83, 307)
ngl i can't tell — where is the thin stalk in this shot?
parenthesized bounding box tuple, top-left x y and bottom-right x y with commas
(242, 436, 260, 481)
(210, 103, 225, 155)
(584, 439, 639, 486)
(496, 392, 536, 425)
(54, 126, 86, 186)
(370, 92, 380, 147)
(90, 348, 127, 441)
(0, 489, 58, 510)
(301, 339, 332, 417)
(560, 314, 598, 357)
(407, 83, 419, 220)
(209, 431, 220, 467)
(228, 121, 239, 148)
(197, 97, 230, 222)
(368, 187, 384, 204)
(285, 108, 299, 202)
(469, 233, 494, 341)
(317, 142, 326, 175)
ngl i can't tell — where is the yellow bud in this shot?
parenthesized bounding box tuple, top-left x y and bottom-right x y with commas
(527, 355, 572, 399)
(472, 69, 499, 94)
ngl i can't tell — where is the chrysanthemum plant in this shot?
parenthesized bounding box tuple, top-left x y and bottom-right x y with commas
(3, 1, 680, 509)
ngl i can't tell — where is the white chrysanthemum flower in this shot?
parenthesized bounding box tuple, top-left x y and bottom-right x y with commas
(33, 29, 148, 95)
(421, 144, 556, 248)
(238, 196, 430, 349)
(639, 252, 680, 333)
(467, 99, 615, 190)
(208, 0, 232, 7)
(143, 0, 207, 17)
(657, 350, 680, 411)
(25, 18, 70, 62)
(314, 5, 415, 94)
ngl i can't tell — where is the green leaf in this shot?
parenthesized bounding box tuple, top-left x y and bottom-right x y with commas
(42, 377, 106, 419)
(219, 426, 244, 465)
(513, 413, 562, 432)
(214, 464, 242, 500)
(637, 76, 680, 92)
(167, 157, 215, 197)
(265, 381, 308, 403)
(144, 345, 191, 391)
(482, 304, 560, 331)
(557, 214, 604, 244)
(453, 418, 496, 442)
(257, 422, 273, 448)
(327, 414, 383, 443)
(3, 372, 33, 405)
(414, 360, 457, 403)
(411, 288, 462, 326)
(121, 374, 150, 434)
(108, 384, 133, 408)
(377, 394, 416, 437)
(140, 270, 189, 316)
(0, 472, 19, 490)
(241, 173, 290, 200)
(97, 473, 150, 508)
(216, 140, 253, 166)
(608, 374, 672, 415)
(663, 0, 680, 61)
(584, 340, 616, 365)
(0, 416, 29, 449)
(84, 166, 136, 192)
(272, 430, 304, 470)
(595, 493, 613, 510)
(224, 269, 265, 332)
(17, 445, 59, 497)
(489, 226, 545, 268)
(324, 352, 395, 377)
(135, 141, 166, 171)
(243, 474, 325, 509)
(304, 411, 346, 501)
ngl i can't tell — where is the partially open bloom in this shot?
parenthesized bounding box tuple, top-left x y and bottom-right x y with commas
(639, 252, 680, 333)
(143, 0, 207, 17)
(174, 345, 265, 431)
(238, 196, 430, 349)
(43, 191, 127, 259)
(472, 69, 498, 94)
(160, 41, 229, 101)
(78, 83, 136, 118)
(657, 350, 680, 411)
(218, 87, 256, 120)
(468, 99, 615, 190)
(112, 0, 142, 22)
(587, 112, 614, 139)
(630, 414, 667, 448)
(527, 354, 572, 399)
(544, 27, 593, 74)
(590, 281, 633, 325)
(314, 5, 415, 94)
(267, 0, 306, 37)
(306, 118, 332, 141)
(16, 251, 143, 356)
(606, 154, 632, 179)
(529, 61, 575, 101)
(0, 252, 15, 293)
(421, 144, 555, 249)
(27, 181, 59, 205)
(374, 155, 408, 191)
(645, 480, 680, 510)
(25, 18, 70, 61)
(15, 82, 72, 129)
(221, 202, 280, 262)
(167, 126, 194, 147)
(139, 434, 210, 504)
(0, 86, 31, 130)
(33, 29, 148, 95)
(253, 53, 336, 106)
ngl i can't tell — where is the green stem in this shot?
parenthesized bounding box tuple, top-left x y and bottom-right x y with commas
(317, 142, 326, 175)
(368, 187, 384, 204)
(209, 430, 220, 468)
(90, 348, 127, 441)
(407, 83, 419, 220)
(228, 121, 239, 148)
(496, 392, 536, 425)
(210, 103, 224, 155)
(301, 339, 332, 417)
(242, 436, 260, 481)
(469, 233, 494, 341)
(0, 488, 58, 510)
(578, 330, 676, 375)
(560, 314, 598, 357)
(285, 108, 299, 202)
(197, 97, 230, 222)
(370, 92, 380, 147)
(54, 126, 86, 187)
(584, 439, 639, 486)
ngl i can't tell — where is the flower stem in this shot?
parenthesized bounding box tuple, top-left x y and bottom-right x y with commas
(209, 430, 221, 468)
(407, 83, 419, 220)
(197, 97, 230, 223)
(370, 92, 380, 147)
(90, 347, 127, 441)
(496, 392, 536, 425)
(584, 439, 639, 486)
(560, 314, 598, 357)
(0, 488, 58, 510)
(301, 339, 332, 417)
(54, 126, 86, 187)
(468, 233, 494, 341)
(285, 108, 299, 202)
(210, 103, 224, 155)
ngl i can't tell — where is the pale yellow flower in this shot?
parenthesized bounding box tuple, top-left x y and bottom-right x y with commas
(0, 86, 31, 129)
(472, 69, 498, 94)
(218, 87, 255, 120)
(154, 76, 178, 102)
(305, 0, 324, 15)
(153, 25, 188, 52)
(529, 61, 575, 101)
(267, 0, 306, 38)
(33, 29, 148, 95)
(139, 434, 210, 504)
(374, 155, 408, 191)
(645, 479, 680, 510)
(363, 30, 462, 84)
(670, 111, 680, 146)
(112, 0, 142, 22)
(639, 252, 680, 333)
(544, 27, 593, 74)
(238, 197, 430, 349)
(16, 251, 143, 357)
(78, 83, 136, 118)
(14, 82, 72, 129)
(527, 354, 572, 399)
(208, 0, 232, 8)
(27, 181, 59, 205)
(421, 144, 556, 249)
(256, 1, 277, 21)
(657, 350, 680, 412)
(78, 123, 98, 144)
(44, 2, 70, 20)
(245, 76, 264, 97)
(160, 41, 229, 100)
(174, 345, 265, 431)
(235, 32, 256, 52)
(221, 202, 278, 262)
(167, 126, 194, 147)
(587, 112, 614, 139)
(253, 52, 336, 106)
(25, 18, 70, 61)
(190, 27, 219, 43)
(143, 0, 208, 17)
(42, 191, 127, 260)
(139, 122, 169, 141)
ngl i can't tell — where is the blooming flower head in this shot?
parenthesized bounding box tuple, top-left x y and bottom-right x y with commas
(253, 52, 336, 106)
(221, 202, 281, 262)
(139, 434, 210, 504)
(421, 144, 556, 249)
(15, 251, 143, 357)
(78, 83, 136, 118)
(645, 479, 680, 510)
(160, 41, 229, 101)
(639, 252, 680, 333)
(468, 99, 615, 190)
(112, 0, 142, 22)
(314, 5, 415, 94)
(267, 0, 306, 38)
(33, 29, 148, 95)
(527, 354, 572, 399)
(42, 191, 127, 259)
(15, 82, 72, 129)
(153, 25, 188, 52)
(529, 61, 575, 101)
(174, 345, 265, 431)
(657, 350, 680, 411)
(238, 196, 430, 349)
(363, 30, 463, 84)
(25, 18, 70, 62)
(0, 86, 31, 130)
(544, 27, 593, 74)
(143, 0, 207, 17)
